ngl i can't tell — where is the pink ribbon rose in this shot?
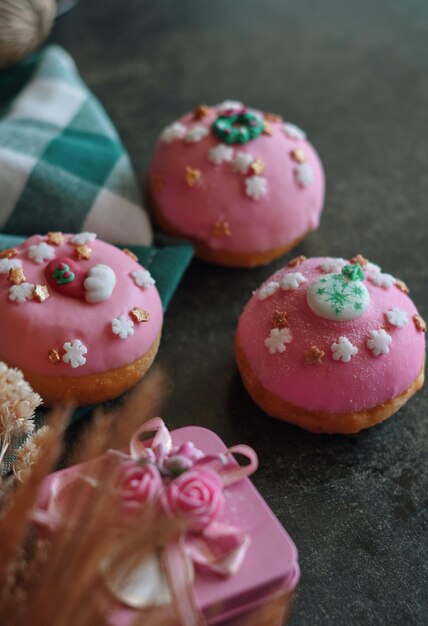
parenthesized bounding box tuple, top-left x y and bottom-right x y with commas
(162, 467, 225, 532)
(117, 461, 162, 517)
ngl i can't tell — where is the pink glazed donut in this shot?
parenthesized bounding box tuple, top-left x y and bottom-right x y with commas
(147, 100, 325, 267)
(0, 233, 163, 406)
(235, 255, 426, 433)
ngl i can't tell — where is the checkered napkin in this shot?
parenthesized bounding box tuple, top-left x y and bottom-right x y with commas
(0, 45, 152, 245)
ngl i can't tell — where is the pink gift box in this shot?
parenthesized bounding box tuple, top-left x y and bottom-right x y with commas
(36, 425, 299, 625)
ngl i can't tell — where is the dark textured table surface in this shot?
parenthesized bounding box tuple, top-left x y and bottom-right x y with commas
(52, 2, 427, 624)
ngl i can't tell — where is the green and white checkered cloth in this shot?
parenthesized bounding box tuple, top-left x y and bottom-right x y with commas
(0, 45, 152, 245)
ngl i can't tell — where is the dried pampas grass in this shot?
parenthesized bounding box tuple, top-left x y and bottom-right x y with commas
(0, 367, 181, 626)
(0, 0, 56, 70)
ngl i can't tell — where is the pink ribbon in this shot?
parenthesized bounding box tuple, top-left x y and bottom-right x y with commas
(33, 418, 258, 626)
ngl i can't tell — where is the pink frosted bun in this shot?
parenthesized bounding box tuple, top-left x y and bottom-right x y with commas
(148, 101, 325, 267)
(0, 233, 163, 406)
(235, 256, 425, 433)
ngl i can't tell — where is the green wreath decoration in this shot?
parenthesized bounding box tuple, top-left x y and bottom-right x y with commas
(212, 111, 264, 145)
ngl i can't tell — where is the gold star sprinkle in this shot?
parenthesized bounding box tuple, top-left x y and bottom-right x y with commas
(184, 166, 201, 187)
(263, 122, 273, 136)
(48, 349, 61, 364)
(305, 346, 325, 365)
(123, 248, 138, 262)
(350, 254, 369, 267)
(8, 267, 25, 285)
(33, 284, 50, 303)
(290, 148, 306, 163)
(75, 244, 92, 260)
(129, 307, 150, 323)
(395, 279, 409, 294)
(0, 248, 18, 259)
(151, 175, 166, 192)
(288, 255, 306, 267)
(249, 158, 266, 176)
(264, 112, 283, 123)
(272, 310, 289, 328)
(193, 104, 210, 119)
(413, 314, 426, 333)
(212, 221, 231, 238)
(47, 231, 64, 246)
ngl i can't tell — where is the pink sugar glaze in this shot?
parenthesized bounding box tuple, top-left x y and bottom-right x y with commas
(148, 106, 325, 253)
(0, 235, 163, 377)
(237, 258, 425, 413)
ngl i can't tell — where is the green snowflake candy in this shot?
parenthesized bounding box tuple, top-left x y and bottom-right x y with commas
(307, 265, 370, 321)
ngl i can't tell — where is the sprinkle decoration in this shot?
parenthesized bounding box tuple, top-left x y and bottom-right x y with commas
(288, 255, 306, 267)
(331, 337, 358, 363)
(8, 267, 25, 285)
(33, 284, 50, 303)
(212, 221, 231, 238)
(290, 148, 306, 163)
(349, 254, 369, 267)
(193, 104, 210, 120)
(263, 112, 283, 123)
(0, 248, 18, 259)
(271, 309, 288, 328)
(130, 307, 150, 323)
(367, 329, 392, 356)
(305, 346, 325, 365)
(263, 122, 273, 136)
(123, 248, 138, 262)
(265, 328, 292, 354)
(184, 166, 201, 187)
(48, 349, 61, 364)
(112, 315, 135, 340)
(75, 244, 92, 260)
(413, 314, 426, 333)
(62, 339, 87, 368)
(395, 279, 409, 294)
(47, 231, 64, 246)
(249, 158, 266, 176)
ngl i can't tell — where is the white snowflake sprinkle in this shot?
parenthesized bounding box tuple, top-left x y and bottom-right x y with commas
(331, 337, 358, 363)
(70, 232, 97, 245)
(62, 339, 87, 368)
(112, 315, 135, 340)
(9, 282, 34, 303)
(295, 163, 314, 188)
(0, 258, 22, 274)
(365, 261, 382, 274)
(131, 269, 155, 289)
(185, 125, 209, 143)
(367, 329, 392, 356)
(368, 271, 395, 289)
(27, 242, 55, 264)
(217, 100, 244, 112)
(160, 122, 187, 143)
(283, 122, 307, 141)
(232, 152, 254, 174)
(280, 272, 306, 291)
(208, 144, 234, 165)
(386, 307, 408, 328)
(264, 328, 292, 354)
(257, 281, 280, 300)
(318, 259, 347, 274)
(245, 175, 267, 200)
